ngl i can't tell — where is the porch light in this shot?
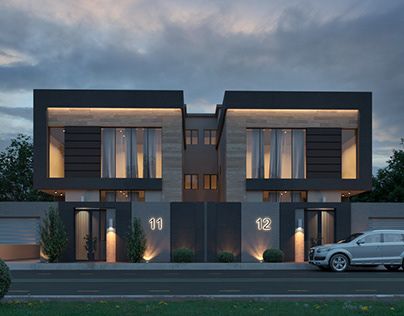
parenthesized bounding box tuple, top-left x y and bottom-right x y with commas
(296, 219, 303, 232)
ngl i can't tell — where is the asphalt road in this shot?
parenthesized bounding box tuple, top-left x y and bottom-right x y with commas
(7, 269, 404, 297)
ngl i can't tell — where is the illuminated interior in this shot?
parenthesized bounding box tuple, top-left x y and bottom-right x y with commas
(48, 127, 64, 178)
(246, 129, 305, 179)
(342, 129, 357, 179)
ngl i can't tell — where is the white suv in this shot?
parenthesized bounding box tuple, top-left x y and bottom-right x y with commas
(309, 230, 404, 272)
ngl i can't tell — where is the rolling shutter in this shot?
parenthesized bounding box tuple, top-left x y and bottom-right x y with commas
(368, 218, 404, 230)
(0, 218, 40, 245)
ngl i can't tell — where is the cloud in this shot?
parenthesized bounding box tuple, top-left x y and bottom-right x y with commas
(0, 0, 403, 168)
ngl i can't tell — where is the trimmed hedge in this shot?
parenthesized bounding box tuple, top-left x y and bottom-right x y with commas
(0, 259, 11, 300)
(263, 249, 284, 263)
(217, 251, 234, 263)
(172, 248, 194, 263)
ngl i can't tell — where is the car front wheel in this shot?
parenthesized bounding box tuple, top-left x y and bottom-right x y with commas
(330, 254, 349, 272)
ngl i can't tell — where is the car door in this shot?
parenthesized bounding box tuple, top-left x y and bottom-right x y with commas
(349, 233, 383, 265)
(381, 233, 404, 265)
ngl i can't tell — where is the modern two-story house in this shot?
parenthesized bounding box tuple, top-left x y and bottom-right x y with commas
(27, 89, 372, 263)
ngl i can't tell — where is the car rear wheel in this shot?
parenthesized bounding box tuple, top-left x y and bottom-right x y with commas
(384, 265, 401, 271)
(330, 254, 349, 272)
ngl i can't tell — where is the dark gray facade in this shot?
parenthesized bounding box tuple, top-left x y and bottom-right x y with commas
(28, 89, 374, 263)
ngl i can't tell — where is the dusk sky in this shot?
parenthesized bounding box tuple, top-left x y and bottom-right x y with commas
(0, 0, 403, 171)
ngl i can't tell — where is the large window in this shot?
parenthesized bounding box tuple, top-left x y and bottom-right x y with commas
(101, 128, 162, 178)
(341, 129, 357, 179)
(246, 129, 306, 179)
(49, 127, 65, 178)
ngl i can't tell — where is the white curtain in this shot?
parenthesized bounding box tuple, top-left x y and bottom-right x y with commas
(101, 128, 115, 178)
(292, 129, 305, 178)
(131, 129, 138, 178)
(144, 129, 157, 178)
(115, 128, 130, 178)
(270, 129, 281, 178)
(250, 129, 264, 178)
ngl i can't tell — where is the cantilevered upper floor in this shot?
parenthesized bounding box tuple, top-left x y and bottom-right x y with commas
(33, 89, 372, 203)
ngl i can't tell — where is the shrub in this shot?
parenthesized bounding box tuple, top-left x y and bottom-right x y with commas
(172, 248, 194, 263)
(217, 251, 235, 263)
(127, 217, 146, 263)
(263, 249, 284, 263)
(40, 207, 68, 263)
(0, 259, 11, 300)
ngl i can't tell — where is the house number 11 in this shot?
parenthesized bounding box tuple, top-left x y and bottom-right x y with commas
(149, 217, 163, 231)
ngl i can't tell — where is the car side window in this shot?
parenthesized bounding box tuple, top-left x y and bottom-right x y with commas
(383, 233, 403, 243)
(360, 234, 382, 244)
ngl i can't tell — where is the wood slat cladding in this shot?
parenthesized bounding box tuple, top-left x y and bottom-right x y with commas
(306, 128, 341, 179)
(64, 127, 101, 178)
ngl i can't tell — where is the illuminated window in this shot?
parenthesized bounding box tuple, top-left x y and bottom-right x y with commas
(203, 174, 217, 190)
(186, 129, 198, 145)
(48, 127, 65, 178)
(342, 129, 357, 179)
(101, 128, 161, 179)
(246, 128, 305, 179)
(184, 174, 198, 190)
(204, 130, 216, 145)
(263, 191, 307, 202)
(100, 190, 145, 202)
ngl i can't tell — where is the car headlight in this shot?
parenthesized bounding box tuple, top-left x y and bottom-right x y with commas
(317, 248, 333, 253)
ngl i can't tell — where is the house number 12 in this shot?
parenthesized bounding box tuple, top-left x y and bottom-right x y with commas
(149, 217, 163, 231)
(256, 217, 272, 231)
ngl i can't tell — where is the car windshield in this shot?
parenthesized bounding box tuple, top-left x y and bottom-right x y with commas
(337, 233, 364, 243)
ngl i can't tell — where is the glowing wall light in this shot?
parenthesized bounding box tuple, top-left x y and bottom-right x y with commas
(294, 218, 304, 263)
(106, 218, 116, 263)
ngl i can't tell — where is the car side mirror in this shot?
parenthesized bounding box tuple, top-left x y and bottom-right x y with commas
(357, 240, 365, 245)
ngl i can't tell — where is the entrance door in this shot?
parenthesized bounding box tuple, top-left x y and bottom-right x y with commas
(75, 209, 106, 261)
(304, 209, 335, 259)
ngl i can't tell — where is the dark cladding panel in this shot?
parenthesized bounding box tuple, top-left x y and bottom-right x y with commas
(306, 128, 341, 179)
(170, 202, 205, 262)
(64, 127, 101, 178)
(207, 203, 241, 262)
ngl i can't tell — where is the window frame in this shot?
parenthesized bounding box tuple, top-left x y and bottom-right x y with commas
(186, 129, 199, 145)
(184, 174, 199, 190)
(203, 174, 218, 190)
(204, 129, 217, 145)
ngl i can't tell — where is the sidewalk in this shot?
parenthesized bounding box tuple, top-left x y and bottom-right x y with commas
(7, 262, 317, 271)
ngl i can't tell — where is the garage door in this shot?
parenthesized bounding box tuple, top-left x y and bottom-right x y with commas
(368, 217, 404, 230)
(0, 217, 41, 261)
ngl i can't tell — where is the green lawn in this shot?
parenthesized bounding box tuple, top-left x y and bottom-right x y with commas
(0, 300, 404, 316)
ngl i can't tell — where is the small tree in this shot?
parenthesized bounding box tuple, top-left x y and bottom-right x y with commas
(40, 207, 68, 263)
(0, 259, 11, 300)
(127, 217, 146, 263)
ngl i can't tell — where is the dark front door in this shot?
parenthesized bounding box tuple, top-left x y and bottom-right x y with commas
(304, 209, 335, 260)
(75, 209, 106, 261)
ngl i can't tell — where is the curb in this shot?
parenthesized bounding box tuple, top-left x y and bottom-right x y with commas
(7, 262, 317, 271)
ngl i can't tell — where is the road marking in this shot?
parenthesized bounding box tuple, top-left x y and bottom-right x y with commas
(36, 272, 52, 276)
(288, 289, 308, 293)
(219, 290, 241, 293)
(355, 289, 377, 292)
(77, 290, 99, 293)
(148, 290, 170, 293)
